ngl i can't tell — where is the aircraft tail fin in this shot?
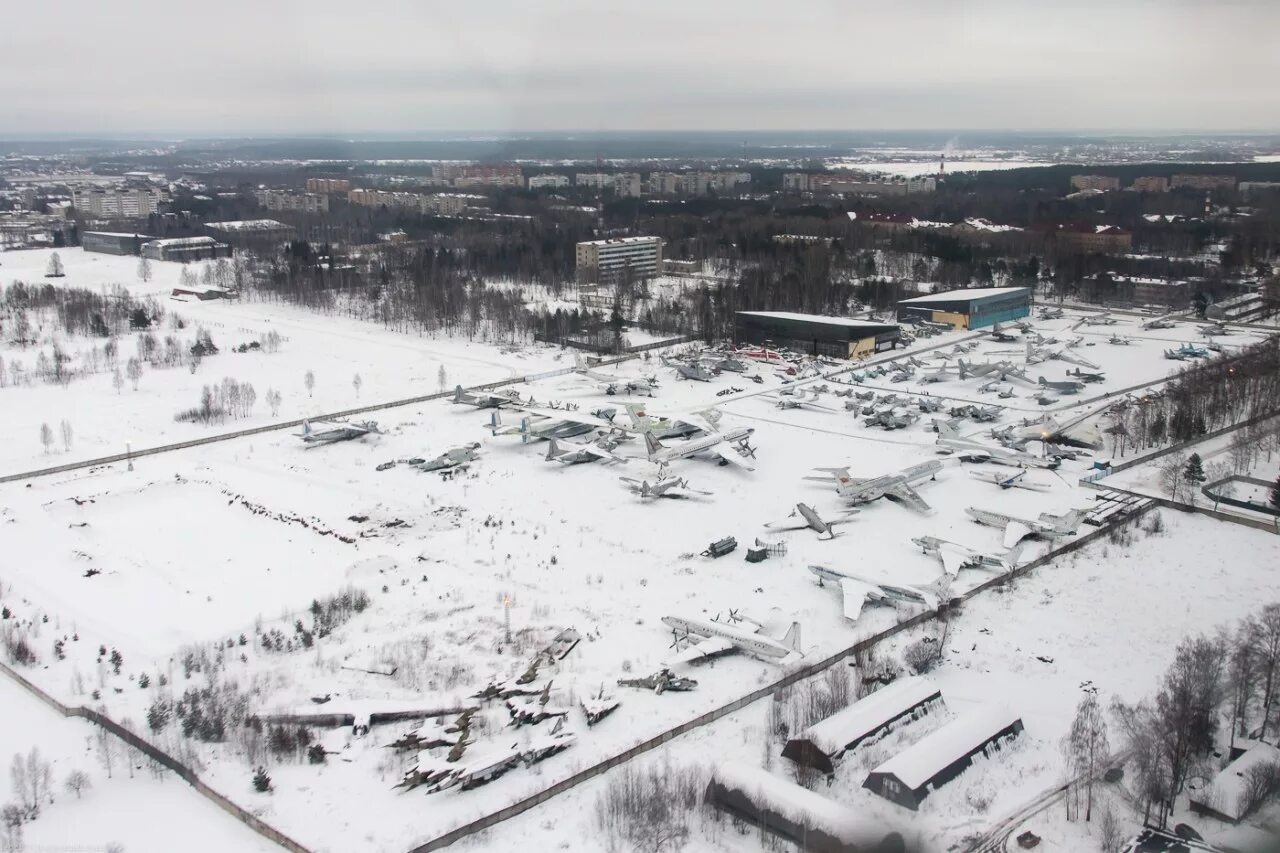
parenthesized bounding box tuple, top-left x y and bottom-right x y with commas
(624, 402, 653, 430)
(453, 384, 466, 403)
(519, 416, 534, 444)
(488, 411, 502, 436)
(933, 419, 958, 440)
(545, 439, 559, 461)
(643, 431, 664, 460)
(780, 622, 802, 655)
(302, 419, 311, 435)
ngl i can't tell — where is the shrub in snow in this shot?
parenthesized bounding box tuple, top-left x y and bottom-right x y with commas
(252, 766, 272, 793)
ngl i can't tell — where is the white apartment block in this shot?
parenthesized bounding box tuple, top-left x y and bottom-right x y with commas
(256, 189, 330, 213)
(527, 174, 570, 189)
(575, 173, 642, 197)
(71, 186, 164, 218)
(648, 171, 751, 196)
(575, 236, 663, 285)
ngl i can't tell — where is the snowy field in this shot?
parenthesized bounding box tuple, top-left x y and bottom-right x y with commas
(0, 247, 564, 475)
(2, 283, 1275, 852)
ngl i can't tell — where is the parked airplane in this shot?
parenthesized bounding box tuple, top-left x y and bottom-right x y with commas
(805, 459, 942, 512)
(573, 355, 658, 396)
(1038, 376, 1085, 395)
(1077, 310, 1118, 327)
(934, 421, 1059, 468)
(544, 437, 626, 465)
(968, 468, 1052, 492)
(662, 614, 802, 663)
(918, 364, 954, 384)
(864, 410, 918, 430)
(1025, 339, 1101, 370)
(764, 503, 858, 540)
(733, 346, 788, 364)
(488, 411, 598, 443)
(297, 419, 383, 445)
(1199, 320, 1233, 337)
(965, 507, 1086, 548)
(990, 406, 1106, 450)
(766, 390, 838, 413)
(1165, 342, 1210, 360)
(1066, 368, 1106, 384)
(452, 385, 523, 409)
(978, 379, 1017, 398)
(1039, 306, 1065, 320)
(419, 443, 482, 472)
(1107, 333, 1134, 346)
(623, 403, 719, 439)
(911, 536, 1011, 577)
(619, 475, 712, 500)
(807, 565, 934, 621)
(643, 428, 757, 471)
(1140, 313, 1179, 330)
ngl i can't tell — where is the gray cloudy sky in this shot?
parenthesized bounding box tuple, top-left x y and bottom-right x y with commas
(2, 0, 1277, 135)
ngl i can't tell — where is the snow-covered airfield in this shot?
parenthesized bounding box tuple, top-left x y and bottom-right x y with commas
(2, 248, 1277, 852)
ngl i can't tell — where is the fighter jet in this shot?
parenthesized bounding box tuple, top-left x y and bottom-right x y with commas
(934, 420, 1059, 468)
(1025, 339, 1101, 370)
(297, 419, 383, 445)
(918, 397, 944, 413)
(1107, 333, 1134, 346)
(1066, 368, 1106, 384)
(619, 475, 712, 500)
(911, 536, 1012, 577)
(1165, 342, 1209, 360)
(805, 460, 942, 512)
(662, 614, 802, 663)
(643, 428, 756, 471)
(1038, 376, 1085, 395)
(665, 358, 715, 382)
(488, 411, 598, 443)
(544, 437, 626, 465)
(766, 390, 838, 413)
(918, 364, 954, 384)
(965, 507, 1086, 548)
(864, 409, 918, 430)
(419, 443, 482, 472)
(1199, 320, 1233, 337)
(807, 565, 935, 621)
(1039, 306, 1065, 320)
(978, 379, 1017, 398)
(764, 503, 859, 540)
(987, 323, 1019, 343)
(623, 403, 720, 439)
(968, 467, 1052, 492)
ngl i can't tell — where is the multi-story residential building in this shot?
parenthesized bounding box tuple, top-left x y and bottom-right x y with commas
(305, 177, 352, 193)
(647, 171, 682, 195)
(1172, 174, 1237, 191)
(1070, 175, 1121, 192)
(256, 189, 330, 213)
(527, 174, 571, 189)
(575, 236, 663, 285)
(420, 194, 484, 216)
(435, 163, 523, 188)
(782, 173, 810, 192)
(646, 171, 751, 196)
(1240, 181, 1280, 198)
(575, 173, 642, 197)
(71, 186, 164, 218)
(347, 189, 420, 209)
(1130, 176, 1170, 192)
(806, 174, 935, 196)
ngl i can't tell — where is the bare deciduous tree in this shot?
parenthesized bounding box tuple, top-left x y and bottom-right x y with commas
(304, 370, 315, 398)
(63, 770, 90, 800)
(39, 423, 52, 454)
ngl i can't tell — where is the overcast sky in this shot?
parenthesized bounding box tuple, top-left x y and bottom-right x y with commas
(2, 0, 1277, 136)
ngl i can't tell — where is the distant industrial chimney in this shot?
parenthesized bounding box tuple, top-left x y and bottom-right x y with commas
(939, 152, 946, 177)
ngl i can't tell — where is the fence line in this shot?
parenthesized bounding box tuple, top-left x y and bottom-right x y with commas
(0, 661, 311, 853)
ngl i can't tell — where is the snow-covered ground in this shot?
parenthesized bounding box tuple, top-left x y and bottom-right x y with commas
(2, 277, 1275, 852)
(0, 675, 278, 853)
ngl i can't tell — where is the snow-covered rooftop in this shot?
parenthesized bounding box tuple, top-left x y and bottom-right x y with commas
(1193, 740, 1280, 821)
(869, 704, 1022, 791)
(801, 677, 941, 757)
(205, 219, 291, 231)
(736, 311, 896, 329)
(898, 287, 1029, 305)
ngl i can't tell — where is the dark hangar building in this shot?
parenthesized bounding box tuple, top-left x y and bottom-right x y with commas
(734, 311, 901, 359)
(896, 286, 1031, 330)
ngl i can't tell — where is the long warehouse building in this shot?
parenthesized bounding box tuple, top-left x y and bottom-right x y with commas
(734, 311, 900, 359)
(896, 286, 1030, 330)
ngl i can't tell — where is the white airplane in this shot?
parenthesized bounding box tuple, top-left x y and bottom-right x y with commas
(934, 421, 1059, 469)
(1199, 320, 1233, 337)
(806, 460, 942, 512)
(807, 565, 936, 621)
(764, 503, 858, 540)
(918, 363, 954, 384)
(662, 614, 802, 663)
(623, 402, 720, 439)
(967, 467, 1052, 492)
(1038, 376, 1085, 395)
(452, 385, 523, 409)
(965, 507, 1086, 548)
(488, 410, 597, 443)
(990, 402, 1108, 450)
(297, 419, 382, 445)
(911, 536, 1012, 577)
(643, 428, 756, 471)
(1025, 339, 1101, 370)
(619, 475, 712, 500)
(765, 390, 839, 413)
(544, 437, 626, 465)
(1075, 310, 1118, 327)
(573, 355, 658, 397)
(1140, 313, 1179, 330)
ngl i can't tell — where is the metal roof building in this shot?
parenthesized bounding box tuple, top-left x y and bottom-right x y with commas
(897, 286, 1031, 330)
(863, 705, 1024, 810)
(734, 311, 900, 360)
(783, 678, 944, 775)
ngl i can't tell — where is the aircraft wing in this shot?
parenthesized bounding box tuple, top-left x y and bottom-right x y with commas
(1003, 521, 1035, 550)
(712, 445, 756, 471)
(668, 636, 735, 664)
(837, 579, 873, 621)
(886, 482, 931, 513)
(516, 406, 616, 430)
(938, 547, 967, 577)
(579, 444, 622, 462)
(764, 515, 812, 532)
